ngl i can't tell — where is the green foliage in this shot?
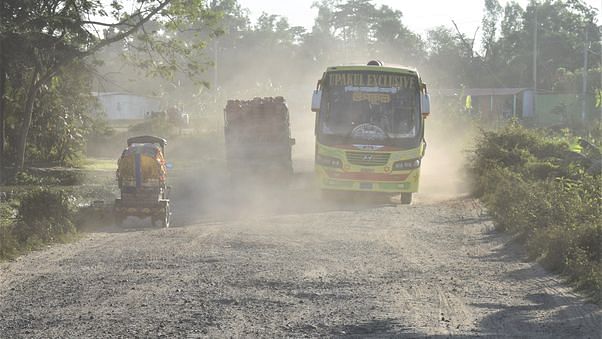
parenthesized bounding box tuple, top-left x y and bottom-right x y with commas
(90, 0, 600, 132)
(11, 170, 85, 186)
(471, 122, 570, 190)
(28, 63, 97, 165)
(51, 170, 86, 186)
(0, 187, 93, 260)
(484, 0, 600, 90)
(0, 204, 18, 259)
(2, 0, 600, 172)
(0, 223, 18, 260)
(1, 0, 222, 170)
(15, 189, 76, 246)
(13, 171, 59, 186)
(471, 122, 602, 303)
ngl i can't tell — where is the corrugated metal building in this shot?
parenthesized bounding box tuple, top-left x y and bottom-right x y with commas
(433, 88, 597, 127)
(433, 88, 535, 120)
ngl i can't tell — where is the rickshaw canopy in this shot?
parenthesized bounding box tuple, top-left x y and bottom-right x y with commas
(127, 136, 167, 154)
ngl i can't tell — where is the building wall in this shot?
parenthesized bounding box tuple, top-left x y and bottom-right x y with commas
(521, 90, 534, 118)
(96, 94, 161, 120)
(472, 95, 518, 121)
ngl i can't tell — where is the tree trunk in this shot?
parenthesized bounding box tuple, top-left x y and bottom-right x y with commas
(0, 0, 5, 183)
(0, 56, 5, 183)
(16, 70, 39, 170)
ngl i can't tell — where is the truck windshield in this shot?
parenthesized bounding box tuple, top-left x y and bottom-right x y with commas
(319, 71, 420, 143)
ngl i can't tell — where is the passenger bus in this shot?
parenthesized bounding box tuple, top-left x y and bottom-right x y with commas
(311, 60, 430, 204)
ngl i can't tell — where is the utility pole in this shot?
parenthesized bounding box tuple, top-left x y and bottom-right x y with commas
(214, 38, 218, 104)
(531, 4, 538, 120)
(582, 27, 589, 123)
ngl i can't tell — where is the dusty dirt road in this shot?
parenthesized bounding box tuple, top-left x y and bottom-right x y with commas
(0, 172, 600, 338)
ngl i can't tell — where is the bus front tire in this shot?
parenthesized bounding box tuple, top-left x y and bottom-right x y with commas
(400, 192, 412, 205)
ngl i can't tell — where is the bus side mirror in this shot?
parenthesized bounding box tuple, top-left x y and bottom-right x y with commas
(421, 93, 430, 118)
(311, 90, 322, 112)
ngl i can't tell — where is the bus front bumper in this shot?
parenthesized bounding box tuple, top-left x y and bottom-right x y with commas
(316, 167, 420, 193)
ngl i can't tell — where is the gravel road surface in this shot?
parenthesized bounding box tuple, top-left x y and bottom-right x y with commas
(0, 173, 600, 338)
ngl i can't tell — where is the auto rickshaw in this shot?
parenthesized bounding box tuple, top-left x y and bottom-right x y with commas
(114, 136, 171, 227)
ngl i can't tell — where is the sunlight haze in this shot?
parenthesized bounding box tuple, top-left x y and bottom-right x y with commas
(238, 0, 602, 39)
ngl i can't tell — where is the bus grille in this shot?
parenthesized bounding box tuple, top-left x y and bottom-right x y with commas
(346, 152, 391, 166)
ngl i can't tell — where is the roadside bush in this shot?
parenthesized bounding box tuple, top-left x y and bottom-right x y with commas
(0, 224, 18, 259)
(470, 122, 602, 303)
(13, 171, 60, 186)
(0, 204, 18, 259)
(471, 123, 568, 193)
(21, 169, 85, 186)
(15, 188, 76, 246)
(46, 170, 85, 186)
(0, 187, 105, 261)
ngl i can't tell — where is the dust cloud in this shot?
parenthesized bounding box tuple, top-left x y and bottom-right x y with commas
(164, 47, 476, 224)
(418, 118, 475, 202)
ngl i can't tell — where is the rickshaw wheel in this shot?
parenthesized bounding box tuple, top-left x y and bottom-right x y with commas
(152, 201, 170, 228)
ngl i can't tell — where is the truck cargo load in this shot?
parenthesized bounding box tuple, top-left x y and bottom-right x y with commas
(224, 97, 295, 183)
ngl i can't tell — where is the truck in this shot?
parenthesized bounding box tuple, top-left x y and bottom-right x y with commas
(310, 60, 430, 204)
(224, 97, 295, 183)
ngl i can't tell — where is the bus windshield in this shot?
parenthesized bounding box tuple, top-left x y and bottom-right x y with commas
(319, 71, 421, 143)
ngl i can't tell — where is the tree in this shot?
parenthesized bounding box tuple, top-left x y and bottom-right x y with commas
(426, 26, 476, 87)
(492, 0, 600, 89)
(371, 5, 425, 65)
(302, 1, 340, 65)
(482, 0, 503, 60)
(332, 0, 376, 46)
(0, 0, 219, 170)
(28, 62, 97, 165)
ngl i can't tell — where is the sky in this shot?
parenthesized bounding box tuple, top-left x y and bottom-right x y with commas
(237, 0, 602, 38)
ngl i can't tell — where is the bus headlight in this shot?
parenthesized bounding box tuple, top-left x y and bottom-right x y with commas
(392, 159, 421, 170)
(316, 154, 343, 168)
